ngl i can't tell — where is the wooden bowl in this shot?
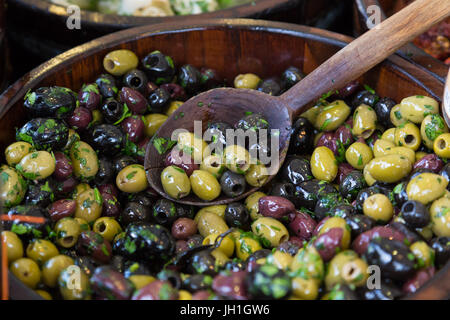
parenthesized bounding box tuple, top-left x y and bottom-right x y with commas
(0, 19, 448, 300)
(353, 0, 449, 82)
(0, 0, 9, 93)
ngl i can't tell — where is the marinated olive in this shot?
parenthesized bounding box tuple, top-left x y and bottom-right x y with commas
(374, 97, 396, 127)
(200, 154, 225, 179)
(289, 117, 315, 155)
(363, 193, 393, 223)
(93, 217, 122, 242)
(104, 49, 139, 76)
(190, 170, 221, 201)
(223, 144, 251, 174)
(220, 170, 246, 198)
(24, 86, 76, 119)
(430, 196, 450, 237)
(41, 255, 74, 288)
(352, 104, 377, 138)
(16, 151, 55, 181)
(364, 154, 412, 184)
(116, 164, 149, 194)
(433, 133, 450, 158)
(1, 231, 23, 263)
(54, 217, 82, 248)
(224, 202, 250, 229)
(17, 118, 69, 151)
(142, 50, 175, 85)
(315, 100, 351, 132)
(340, 170, 367, 201)
(234, 73, 261, 90)
(311, 146, 338, 182)
(70, 141, 99, 181)
(0, 165, 27, 207)
(420, 114, 449, 149)
(161, 165, 191, 199)
(176, 132, 210, 164)
(88, 124, 125, 156)
(95, 74, 118, 98)
(401, 200, 430, 228)
(345, 142, 373, 170)
(5, 142, 33, 166)
(144, 113, 168, 137)
(407, 172, 448, 205)
(399, 95, 439, 124)
(74, 189, 103, 223)
(10, 258, 41, 289)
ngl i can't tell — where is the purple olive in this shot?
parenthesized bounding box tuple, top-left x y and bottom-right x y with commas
(98, 183, 119, 198)
(176, 240, 189, 254)
(258, 196, 296, 219)
(136, 137, 150, 164)
(160, 83, 186, 101)
(212, 271, 248, 300)
(335, 125, 354, 147)
(78, 83, 101, 110)
(121, 115, 145, 143)
(336, 80, 360, 99)
(171, 218, 197, 240)
(90, 266, 135, 300)
(366, 130, 382, 149)
(48, 199, 76, 221)
(191, 290, 213, 300)
(54, 176, 77, 196)
(413, 154, 444, 173)
(120, 87, 148, 114)
(68, 107, 92, 131)
(144, 82, 158, 96)
(313, 217, 330, 236)
(77, 231, 112, 264)
(336, 163, 354, 185)
(101, 192, 121, 218)
(164, 150, 198, 176)
(313, 228, 344, 262)
(288, 211, 316, 241)
(316, 132, 338, 154)
(402, 267, 435, 294)
(53, 151, 73, 181)
(132, 280, 178, 300)
(352, 226, 405, 255)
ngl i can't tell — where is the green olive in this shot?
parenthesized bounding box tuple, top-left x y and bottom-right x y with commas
(291, 245, 324, 284)
(433, 133, 450, 158)
(399, 95, 439, 124)
(410, 241, 434, 268)
(70, 141, 99, 181)
(301, 103, 324, 125)
(394, 122, 422, 151)
(251, 217, 289, 247)
(10, 258, 41, 289)
(365, 154, 412, 183)
(200, 154, 225, 179)
(352, 104, 377, 138)
(195, 205, 227, 220)
(93, 217, 122, 242)
(311, 146, 338, 182)
(211, 249, 230, 267)
(292, 277, 319, 300)
(74, 189, 103, 223)
(363, 166, 377, 186)
(420, 114, 449, 149)
(345, 142, 373, 170)
(190, 170, 221, 201)
(161, 165, 191, 199)
(196, 210, 229, 237)
(1, 231, 23, 263)
(390, 104, 408, 127)
(407, 172, 448, 205)
(17, 151, 55, 180)
(5, 142, 33, 166)
(26, 239, 59, 265)
(415, 151, 428, 161)
(319, 217, 351, 249)
(54, 217, 82, 248)
(223, 145, 252, 174)
(315, 100, 351, 132)
(75, 217, 91, 232)
(245, 191, 266, 220)
(430, 196, 450, 237)
(234, 73, 261, 89)
(35, 290, 52, 300)
(363, 193, 393, 223)
(203, 233, 235, 257)
(325, 250, 369, 290)
(177, 132, 210, 163)
(91, 110, 103, 127)
(235, 236, 262, 260)
(314, 132, 324, 147)
(129, 275, 156, 290)
(64, 128, 81, 151)
(42, 255, 75, 288)
(165, 101, 183, 116)
(373, 139, 396, 157)
(0, 165, 27, 207)
(144, 113, 168, 137)
(59, 267, 91, 300)
(72, 183, 92, 199)
(103, 49, 139, 76)
(266, 250, 293, 270)
(382, 146, 416, 164)
(116, 164, 149, 193)
(381, 127, 396, 143)
(245, 163, 269, 187)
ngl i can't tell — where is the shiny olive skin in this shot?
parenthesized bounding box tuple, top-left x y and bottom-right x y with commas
(279, 155, 312, 186)
(258, 196, 295, 219)
(288, 211, 316, 241)
(74, 188, 102, 223)
(345, 214, 376, 239)
(374, 97, 396, 127)
(171, 218, 197, 240)
(5, 141, 33, 166)
(315, 100, 351, 132)
(220, 170, 246, 198)
(399, 95, 439, 124)
(420, 114, 448, 149)
(3, 205, 49, 241)
(234, 73, 261, 90)
(325, 250, 369, 289)
(252, 217, 289, 247)
(204, 121, 232, 148)
(430, 196, 450, 237)
(164, 151, 198, 177)
(2, 231, 24, 263)
(123, 69, 148, 93)
(17, 118, 69, 151)
(88, 124, 125, 156)
(345, 142, 373, 170)
(315, 132, 338, 155)
(281, 66, 304, 90)
(161, 165, 191, 200)
(41, 255, 74, 288)
(339, 170, 367, 201)
(234, 113, 270, 132)
(103, 49, 138, 76)
(91, 266, 135, 300)
(112, 155, 136, 175)
(335, 124, 354, 147)
(190, 170, 221, 201)
(365, 154, 412, 184)
(24, 86, 76, 119)
(351, 90, 379, 109)
(407, 172, 448, 205)
(53, 151, 73, 181)
(119, 87, 148, 115)
(93, 217, 122, 242)
(10, 258, 41, 289)
(0, 165, 27, 208)
(26, 239, 59, 265)
(413, 154, 444, 173)
(354, 186, 384, 212)
(352, 104, 377, 139)
(121, 201, 151, 226)
(177, 64, 202, 95)
(434, 133, 450, 158)
(314, 192, 343, 221)
(270, 182, 296, 206)
(70, 141, 99, 181)
(17, 151, 55, 180)
(311, 146, 338, 182)
(430, 237, 450, 268)
(142, 50, 175, 85)
(246, 264, 291, 299)
(101, 98, 124, 124)
(59, 267, 91, 300)
(121, 116, 145, 143)
(195, 211, 229, 238)
(144, 113, 168, 138)
(293, 179, 336, 210)
(68, 107, 92, 131)
(401, 200, 430, 228)
(257, 78, 282, 96)
(116, 164, 148, 194)
(76, 231, 112, 264)
(78, 83, 101, 110)
(95, 74, 118, 98)
(225, 203, 250, 229)
(288, 117, 315, 155)
(363, 193, 394, 223)
(94, 158, 114, 186)
(49, 199, 76, 222)
(152, 199, 178, 227)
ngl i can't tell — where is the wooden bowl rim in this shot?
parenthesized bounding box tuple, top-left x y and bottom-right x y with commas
(0, 18, 448, 300)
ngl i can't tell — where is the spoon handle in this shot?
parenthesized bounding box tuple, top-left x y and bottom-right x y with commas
(281, 0, 450, 119)
(444, 68, 450, 128)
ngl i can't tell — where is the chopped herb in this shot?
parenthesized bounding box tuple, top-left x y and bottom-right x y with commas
(363, 84, 375, 94)
(245, 111, 253, 116)
(357, 154, 363, 166)
(152, 137, 177, 155)
(319, 119, 332, 131)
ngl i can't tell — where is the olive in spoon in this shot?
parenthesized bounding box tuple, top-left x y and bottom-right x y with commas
(145, 0, 450, 206)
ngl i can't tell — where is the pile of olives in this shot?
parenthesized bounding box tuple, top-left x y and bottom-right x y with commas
(1, 48, 449, 300)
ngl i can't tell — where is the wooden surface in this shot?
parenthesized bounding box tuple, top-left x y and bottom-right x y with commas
(353, 0, 449, 82)
(443, 68, 450, 127)
(0, 0, 8, 92)
(0, 19, 448, 299)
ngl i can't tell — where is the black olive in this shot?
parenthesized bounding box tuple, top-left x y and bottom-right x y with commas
(123, 222, 175, 262)
(340, 170, 367, 202)
(122, 69, 148, 93)
(357, 281, 402, 300)
(257, 78, 282, 96)
(247, 249, 272, 263)
(364, 238, 416, 281)
(374, 97, 396, 127)
(234, 113, 270, 133)
(78, 83, 102, 110)
(200, 67, 222, 90)
(112, 155, 136, 174)
(269, 182, 297, 204)
(100, 98, 124, 124)
(17, 118, 69, 151)
(94, 158, 114, 185)
(186, 234, 204, 249)
(351, 90, 379, 109)
(277, 241, 301, 256)
(142, 50, 175, 85)
(245, 264, 291, 299)
(152, 199, 177, 227)
(345, 214, 376, 238)
(401, 200, 430, 228)
(204, 122, 233, 147)
(182, 274, 213, 292)
(389, 221, 422, 245)
(223, 259, 246, 272)
(439, 163, 450, 191)
(281, 66, 304, 90)
(430, 236, 450, 268)
(148, 87, 171, 113)
(95, 74, 118, 98)
(74, 256, 98, 277)
(109, 255, 126, 273)
(314, 193, 343, 221)
(177, 64, 201, 95)
(224, 202, 250, 229)
(87, 124, 124, 156)
(288, 117, 315, 155)
(279, 155, 312, 186)
(176, 203, 195, 220)
(157, 269, 183, 289)
(354, 186, 381, 212)
(24, 181, 54, 207)
(24, 86, 77, 119)
(186, 249, 217, 276)
(392, 181, 409, 207)
(330, 204, 357, 219)
(123, 261, 151, 278)
(293, 179, 336, 210)
(112, 235, 129, 257)
(121, 202, 151, 226)
(129, 191, 157, 208)
(220, 171, 247, 198)
(2, 205, 50, 242)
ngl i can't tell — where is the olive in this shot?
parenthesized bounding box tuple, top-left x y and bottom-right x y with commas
(157, 269, 182, 290)
(116, 164, 148, 194)
(288, 117, 315, 155)
(148, 87, 171, 113)
(120, 87, 148, 115)
(246, 264, 291, 299)
(358, 281, 402, 300)
(389, 221, 422, 245)
(430, 237, 450, 268)
(41, 255, 74, 288)
(278, 241, 301, 256)
(76, 231, 112, 264)
(17, 118, 69, 151)
(1, 231, 24, 263)
(413, 154, 444, 173)
(311, 146, 338, 182)
(176, 131, 210, 164)
(252, 217, 289, 248)
(374, 97, 396, 127)
(314, 193, 343, 221)
(434, 133, 450, 158)
(364, 238, 415, 281)
(101, 192, 121, 218)
(281, 66, 303, 90)
(74, 189, 103, 223)
(90, 266, 135, 300)
(123, 69, 148, 93)
(53, 152, 73, 182)
(95, 74, 118, 98)
(142, 50, 175, 84)
(316, 132, 338, 155)
(78, 83, 101, 111)
(336, 80, 360, 99)
(345, 214, 376, 238)
(220, 170, 246, 198)
(269, 182, 296, 205)
(325, 250, 369, 289)
(160, 83, 186, 101)
(5, 141, 33, 167)
(160, 165, 191, 200)
(26, 239, 59, 265)
(354, 186, 382, 212)
(190, 170, 221, 201)
(16, 151, 55, 181)
(93, 158, 113, 185)
(288, 211, 316, 241)
(10, 258, 41, 289)
(88, 124, 125, 156)
(121, 116, 145, 143)
(75, 256, 98, 277)
(132, 280, 178, 300)
(204, 121, 233, 148)
(68, 107, 92, 131)
(258, 196, 295, 219)
(3, 205, 49, 241)
(100, 98, 125, 124)
(182, 274, 213, 292)
(401, 200, 430, 228)
(112, 154, 136, 175)
(406, 172, 448, 205)
(93, 217, 122, 242)
(325, 284, 359, 300)
(335, 163, 354, 185)
(121, 202, 151, 226)
(24, 86, 76, 119)
(48, 199, 76, 221)
(257, 78, 282, 96)
(123, 260, 151, 279)
(24, 181, 54, 207)
(186, 234, 204, 249)
(329, 204, 356, 219)
(279, 155, 312, 186)
(171, 218, 197, 240)
(399, 95, 439, 124)
(351, 90, 379, 108)
(53, 176, 77, 197)
(186, 249, 217, 276)
(420, 114, 448, 149)
(335, 124, 354, 147)
(178, 64, 201, 95)
(363, 193, 394, 223)
(164, 151, 198, 177)
(293, 179, 336, 210)
(200, 67, 222, 90)
(234, 113, 270, 133)
(224, 203, 250, 229)
(315, 100, 351, 132)
(58, 267, 91, 300)
(103, 49, 139, 76)
(346, 142, 373, 170)
(152, 199, 178, 227)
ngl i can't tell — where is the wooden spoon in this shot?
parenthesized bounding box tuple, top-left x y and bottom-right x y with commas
(443, 68, 450, 128)
(145, 0, 450, 206)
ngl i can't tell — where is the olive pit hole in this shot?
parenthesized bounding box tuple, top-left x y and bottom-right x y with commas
(404, 134, 416, 145)
(105, 59, 115, 71)
(438, 139, 446, 150)
(98, 223, 106, 233)
(404, 203, 414, 213)
(130, 77, 141, 87)
(63, 236, 74, 245)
